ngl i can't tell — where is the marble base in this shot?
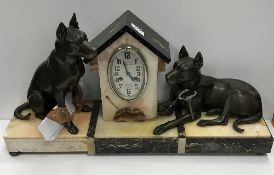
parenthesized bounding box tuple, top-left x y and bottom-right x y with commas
(3, 109, 93, 156)
(183, 116, 273, 154)
(88, 106, 273, 154)
(93, 111, 178, 154)
(3, 101, 273, 155)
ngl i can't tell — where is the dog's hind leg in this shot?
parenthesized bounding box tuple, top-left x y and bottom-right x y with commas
(233, 113, 262, 133)
(28, 90, 56, 120)
(233, 96, 263, 133)
(198, 96, 231, 126)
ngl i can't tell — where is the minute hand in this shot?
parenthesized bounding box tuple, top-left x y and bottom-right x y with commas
(123, 61, 135, 81)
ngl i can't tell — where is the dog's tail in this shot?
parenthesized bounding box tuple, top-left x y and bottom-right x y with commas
(14, 102, 31, 120)
(233, 102, 262, 133)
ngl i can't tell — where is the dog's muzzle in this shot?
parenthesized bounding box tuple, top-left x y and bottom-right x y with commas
(165, 69, 179, 85)
(82, 42, 97, 64)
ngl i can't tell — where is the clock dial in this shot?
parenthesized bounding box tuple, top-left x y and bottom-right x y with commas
(108, 45, 147, 100)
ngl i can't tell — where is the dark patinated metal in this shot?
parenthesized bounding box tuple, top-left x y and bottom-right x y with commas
(154, 45, 262, 135)
(14, 13, 96, 134)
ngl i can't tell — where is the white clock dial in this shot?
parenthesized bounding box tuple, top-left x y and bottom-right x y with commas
(108, 45, 147, 100)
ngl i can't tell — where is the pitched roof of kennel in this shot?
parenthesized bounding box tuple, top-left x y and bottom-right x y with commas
(89, 10, 171, 63)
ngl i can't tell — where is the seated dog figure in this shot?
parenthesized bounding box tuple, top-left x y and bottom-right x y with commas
(155, 45, 262, 135)
(14, 13, 96, 134)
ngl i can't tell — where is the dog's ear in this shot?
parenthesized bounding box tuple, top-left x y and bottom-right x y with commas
(193, 52, 203, 69)
(69, 13, 79, 29)
(56, 22, 67, 42)
(179, 45, 189, 59)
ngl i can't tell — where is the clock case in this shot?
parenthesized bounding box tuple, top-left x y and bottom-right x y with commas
(89, 10, 171, 121)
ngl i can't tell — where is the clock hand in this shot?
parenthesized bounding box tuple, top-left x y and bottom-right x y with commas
(123, 61, 135, 81)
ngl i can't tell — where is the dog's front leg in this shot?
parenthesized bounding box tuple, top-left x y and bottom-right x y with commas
(153, 112, 190, 135)
(54, 90, 66, 108)
(154, 104, 189, 135)
(54, 90, 79, 134)
(154, 101, 201, 135)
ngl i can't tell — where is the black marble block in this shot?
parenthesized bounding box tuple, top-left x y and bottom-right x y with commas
(186, 138, 273, 154)
(182, 116, 273, 155)
(88, 101, 179, 154)
(95, 138, 178, 154)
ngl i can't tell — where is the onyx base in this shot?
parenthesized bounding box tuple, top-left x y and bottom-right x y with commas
(3, 101, 273, 155)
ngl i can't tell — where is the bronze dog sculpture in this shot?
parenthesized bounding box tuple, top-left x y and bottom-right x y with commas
(154, 45, 262, 135)
(14, 13, 96, 134)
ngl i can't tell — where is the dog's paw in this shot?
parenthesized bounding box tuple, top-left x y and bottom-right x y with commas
(197, 120, 209, 127)
(64, 121, 79, 134)
(153, 125, 166, 135)
(81, 105, 93, 112)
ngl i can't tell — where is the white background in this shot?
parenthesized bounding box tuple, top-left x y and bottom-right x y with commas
(1, 0, 274, 120)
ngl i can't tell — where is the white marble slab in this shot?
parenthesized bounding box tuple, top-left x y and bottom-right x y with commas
(3, 110, 93, 153)
(95, 111, 178, 138)
(185, 114, 272, 138)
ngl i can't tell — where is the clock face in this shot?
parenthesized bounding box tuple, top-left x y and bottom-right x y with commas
(108, 45, 147, 100)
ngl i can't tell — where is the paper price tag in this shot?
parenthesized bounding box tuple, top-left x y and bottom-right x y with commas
(38, 117, 64, 141)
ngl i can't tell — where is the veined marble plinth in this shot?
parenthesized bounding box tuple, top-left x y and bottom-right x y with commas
(183, 115, 273, 154)
(3, 110, 93, 156)
(3, 101, 273, 155)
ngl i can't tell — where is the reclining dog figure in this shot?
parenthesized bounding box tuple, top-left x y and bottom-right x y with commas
(14, 13, 96, 134)
(154, 45, 262, 135)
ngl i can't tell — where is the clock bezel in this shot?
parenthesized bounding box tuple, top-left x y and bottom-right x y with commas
(107, 44, 148, 101)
